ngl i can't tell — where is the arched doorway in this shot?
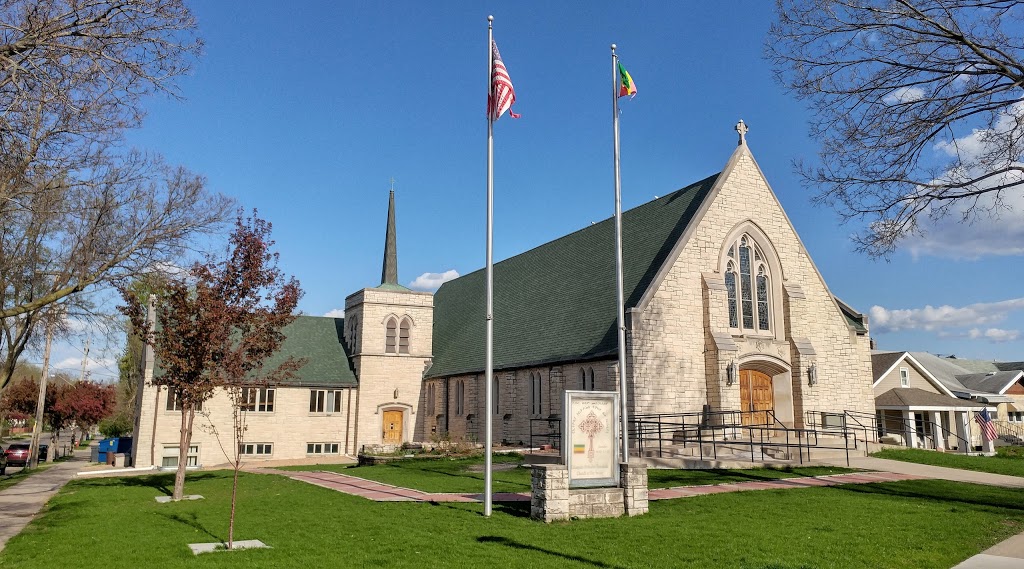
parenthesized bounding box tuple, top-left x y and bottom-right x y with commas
(739, 370, 774, 425)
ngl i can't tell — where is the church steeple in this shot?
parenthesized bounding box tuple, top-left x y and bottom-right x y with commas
(381, 187, 398, 286)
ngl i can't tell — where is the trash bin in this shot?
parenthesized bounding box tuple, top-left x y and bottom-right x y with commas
(98, 438, 117, 464)
(90, 444, 99, 463)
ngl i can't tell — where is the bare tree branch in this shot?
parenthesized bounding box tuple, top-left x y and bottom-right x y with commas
(769, 0, 1024, 256)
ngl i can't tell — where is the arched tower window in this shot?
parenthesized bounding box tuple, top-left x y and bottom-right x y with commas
(581, 368, 595, 390)
(399, 318, 411, 354)
(385, 317, 397, 353)
(724, 234, 772, 334)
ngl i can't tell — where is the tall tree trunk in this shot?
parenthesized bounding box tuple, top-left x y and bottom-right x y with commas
(229, 454, 239, 549)
(172, 404, 194, 500)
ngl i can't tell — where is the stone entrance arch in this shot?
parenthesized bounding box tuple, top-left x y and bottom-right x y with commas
(738, 356, 794, 427)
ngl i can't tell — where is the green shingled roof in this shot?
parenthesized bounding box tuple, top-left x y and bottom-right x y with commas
(153, 315, 356, 387)
(427, 174, 719, 379)
(258, 315, 357, 386)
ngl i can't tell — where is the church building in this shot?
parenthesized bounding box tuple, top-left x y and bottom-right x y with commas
(131, 125, 875, 468)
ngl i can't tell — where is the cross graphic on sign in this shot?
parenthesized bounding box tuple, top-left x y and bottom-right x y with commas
(578, 410, 605, 462)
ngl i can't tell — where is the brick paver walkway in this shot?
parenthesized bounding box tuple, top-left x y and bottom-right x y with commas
(255, 467, 925, 504)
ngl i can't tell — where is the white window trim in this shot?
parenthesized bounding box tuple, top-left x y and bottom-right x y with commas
(306, 442, 341, 455)
(309, 389, 344, 414)
(240, 442, 274, 456)
(900, 367, 910, 388)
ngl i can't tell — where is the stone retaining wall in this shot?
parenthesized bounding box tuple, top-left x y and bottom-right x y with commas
(530, 461, 649, 522)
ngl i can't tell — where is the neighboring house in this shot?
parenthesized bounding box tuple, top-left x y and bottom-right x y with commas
(133, 125, 877, 468)
(870, 351, 993, 451)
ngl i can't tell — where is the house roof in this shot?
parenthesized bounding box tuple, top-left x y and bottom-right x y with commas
(955, 371, 1023, 395)
(871, 351, 905, 381)
(905, 352, 974, 396)
(427, 174, 719, 379)
(875, 387, 985, 409)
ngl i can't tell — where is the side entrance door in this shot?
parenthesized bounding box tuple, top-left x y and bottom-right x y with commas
(382, 410, 403, 445)
(739, 370, 774, 426)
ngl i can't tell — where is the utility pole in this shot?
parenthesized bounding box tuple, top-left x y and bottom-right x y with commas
(29, 315, 55, 469)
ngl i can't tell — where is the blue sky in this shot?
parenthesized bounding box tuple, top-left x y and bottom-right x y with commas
(50, 1, 1024, 380)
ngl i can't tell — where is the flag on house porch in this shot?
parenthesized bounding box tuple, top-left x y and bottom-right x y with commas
(974, 408, 998, 441)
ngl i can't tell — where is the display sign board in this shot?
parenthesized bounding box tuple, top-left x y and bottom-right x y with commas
(564, 390, 620, 488)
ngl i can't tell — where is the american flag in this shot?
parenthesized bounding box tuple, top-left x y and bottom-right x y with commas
(974, 408, 998, 441)
(489, 39, 520, 121)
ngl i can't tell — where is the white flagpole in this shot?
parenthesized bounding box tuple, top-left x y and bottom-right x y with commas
(484, 14, 495, 517)
(611, 45, 630, 465)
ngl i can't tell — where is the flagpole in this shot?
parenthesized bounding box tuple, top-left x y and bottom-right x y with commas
(484, 14, 495, 518)
(611, 44, 630, 465)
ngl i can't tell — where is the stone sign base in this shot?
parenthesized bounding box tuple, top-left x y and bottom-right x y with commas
(530, 461, 649, 522)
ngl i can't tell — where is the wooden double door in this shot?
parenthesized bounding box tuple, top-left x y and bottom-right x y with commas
(739, 370, 775, 426)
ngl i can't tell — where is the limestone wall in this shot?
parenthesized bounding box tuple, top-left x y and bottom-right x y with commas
(133, 384, 356, 468)
(628, 147, 874, 423)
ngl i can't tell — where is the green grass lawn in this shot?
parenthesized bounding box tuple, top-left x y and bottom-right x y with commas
(280, 455, 856, 493)
(1, 469, 1022, 568)
(872, 447, 1024, 477)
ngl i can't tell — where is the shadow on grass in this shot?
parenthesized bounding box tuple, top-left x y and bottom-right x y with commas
(156, 511, 224, 543)
(76, 472, 224, 496)
(478, 536, 629, 569)
(834, 480, 1024, 513)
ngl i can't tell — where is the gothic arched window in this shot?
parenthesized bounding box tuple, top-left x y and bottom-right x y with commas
(725, 234, 771, 334)
(385, 317, 397, 353)
(399, 318, 411, 354)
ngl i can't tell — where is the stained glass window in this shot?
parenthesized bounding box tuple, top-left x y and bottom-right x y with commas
(757, 266, 769, 331)
(739, 240, 754, 329)
(725, 262, 738, 328)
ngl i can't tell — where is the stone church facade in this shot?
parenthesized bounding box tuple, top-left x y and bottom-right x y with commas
(132, 127, 874, 468)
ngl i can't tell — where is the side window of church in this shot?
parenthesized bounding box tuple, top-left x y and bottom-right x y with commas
(530, 373, 542, 415)
(240, 443, 273, 456)
(165, 387, 201, 412)
(240, 387, 275, 412)
(455, 380, 465, 416)
(309, 389, 343, 413)
(426, 383, 436, 415)
(580, 368, 595, 391)
(307, 442, 340, 454)
(385, 317, 397, 353)
(162, 444, 199, 468)
(724, 234, 772, 334)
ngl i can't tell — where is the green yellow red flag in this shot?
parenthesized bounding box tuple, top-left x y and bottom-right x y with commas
(618, 62, 637, 98)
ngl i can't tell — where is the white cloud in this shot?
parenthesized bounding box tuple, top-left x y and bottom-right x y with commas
(323, 308, 346, 318)
(50, 356, 117, 378)
(903, 102, 1024, 259)
(883, 86, 924, 105)
(870, 298, 1024, 333)
(408, 270, 459, 292)
(968, 328, 1020, 343)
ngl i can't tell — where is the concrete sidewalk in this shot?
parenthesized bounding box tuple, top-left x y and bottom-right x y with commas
(0, 452, 84, 552)
(826, 456, 1024, 488)
(953, 533, 1024, 568)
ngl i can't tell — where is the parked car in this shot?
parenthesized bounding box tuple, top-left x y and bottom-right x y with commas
(3, 442, 47, 468)
(2, 444, 29, 466)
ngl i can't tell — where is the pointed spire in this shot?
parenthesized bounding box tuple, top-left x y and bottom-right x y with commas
(381, 187, 398, 286)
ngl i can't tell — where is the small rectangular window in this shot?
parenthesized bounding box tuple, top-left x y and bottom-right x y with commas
(240, 443, 273, 456)
(306, 442, 340, 455)
(899, 367, 910, 387)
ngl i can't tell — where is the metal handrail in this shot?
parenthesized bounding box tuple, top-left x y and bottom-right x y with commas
(993, 420, 1024, 444)
(631, 410, 855, 466)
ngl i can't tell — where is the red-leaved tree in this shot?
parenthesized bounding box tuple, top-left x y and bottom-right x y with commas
(120, 211, 302, 522)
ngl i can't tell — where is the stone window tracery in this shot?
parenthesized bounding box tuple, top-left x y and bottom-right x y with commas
(385, 317, 397, 353)
(725, 233, 772, 335)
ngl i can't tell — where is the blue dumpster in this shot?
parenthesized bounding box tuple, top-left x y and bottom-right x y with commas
(97, 438, 116, 463)
(97, 437, 134, 464)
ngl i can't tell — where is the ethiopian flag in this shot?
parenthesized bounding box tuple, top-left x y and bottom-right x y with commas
(618, 62, 637, 98)
(573, 444, 586, 454)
